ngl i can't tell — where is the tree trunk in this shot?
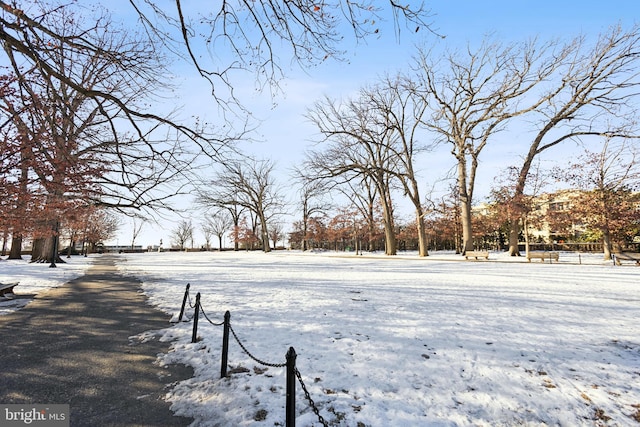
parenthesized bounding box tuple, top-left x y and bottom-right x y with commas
(406, 177, 428, 257)
(8, 234, 23, 260)
(456, 156, 475, 255)
(416, 210, 428, 257)
(1, 230, 7, 257)
(460, 197, 474, 254)
(31, 236, 65, 264)
(302, 216, 309, 251)
(508, 222, 520, 256)
(379, 191, 397, 256)
(259, 214, 271, 253)
(602, 228, 613, 261)
(523, 217, 530, 258)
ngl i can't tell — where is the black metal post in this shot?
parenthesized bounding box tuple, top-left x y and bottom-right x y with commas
(286, 346, 297, 427)
(221, 311, 231, 378)
(191, 292, 201, 343)
(177, 283, 191, 322)
(49, 221, 60, 268)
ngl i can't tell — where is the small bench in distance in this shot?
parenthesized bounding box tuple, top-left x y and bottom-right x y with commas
(612, 252, 640, 266)
(464, 250, 489, 260)
(526, 251, 559, 263)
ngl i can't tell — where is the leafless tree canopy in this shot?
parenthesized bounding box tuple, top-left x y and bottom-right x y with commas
(170, 219, 194, 249)
(199, 157, 285, 252)
(305, 85, 403, 255)
(1, 1, 433, 115)
(127, 0, 434, 106)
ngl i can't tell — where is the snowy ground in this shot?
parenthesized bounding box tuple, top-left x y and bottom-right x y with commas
(2, 250, 640, 426)
(0, 255, 92, 315)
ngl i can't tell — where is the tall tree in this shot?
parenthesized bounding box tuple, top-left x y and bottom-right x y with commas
(171, 219, 194, 250)
(293, 167, 333, 252)
(306, 88, 400, 255)
(413, 37, 565, 254)
(368, 75, 432, 256)
(203, 211, 233, 251)
(0, 72, 35, 259)
(0, 5, 205, 264)
(507, 25, 640, 255)
(204, 157, 284, 252)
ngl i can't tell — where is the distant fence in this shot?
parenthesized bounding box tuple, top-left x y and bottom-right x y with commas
(518, 242, 604, 252)
(174, 284, 328, 427)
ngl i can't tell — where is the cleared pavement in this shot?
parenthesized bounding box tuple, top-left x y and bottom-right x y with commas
(0, 255, 193, 426)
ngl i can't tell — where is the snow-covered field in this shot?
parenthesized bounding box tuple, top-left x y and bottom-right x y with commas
(2, 250, 640, 426)
(116, 250, 639, 427)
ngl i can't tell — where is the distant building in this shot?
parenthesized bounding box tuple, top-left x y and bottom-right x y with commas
(526, 190, 585, 243)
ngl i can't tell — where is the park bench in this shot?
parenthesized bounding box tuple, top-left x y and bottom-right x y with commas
(612, 252, 640, 266)
(464, 250, 489, 260)
(0, 282, 19, 299)
(526, 251, 559, 263)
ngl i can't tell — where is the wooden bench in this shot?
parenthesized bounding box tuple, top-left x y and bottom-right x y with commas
(613, 252, 640, 266)
(464, 250, 489, 260)
(526, 251, 559, 263)
(0, 282, 19, 299)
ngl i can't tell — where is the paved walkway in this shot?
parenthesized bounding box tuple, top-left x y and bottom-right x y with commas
(0, 255, 193, 426)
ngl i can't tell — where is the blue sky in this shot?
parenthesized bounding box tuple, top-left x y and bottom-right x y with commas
(107, 1, 639, 247)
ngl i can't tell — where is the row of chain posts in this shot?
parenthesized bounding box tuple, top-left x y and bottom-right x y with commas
(174, 283, 329, 427)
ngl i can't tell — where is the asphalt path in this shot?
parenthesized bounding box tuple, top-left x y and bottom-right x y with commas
(0, 255, 194, 426)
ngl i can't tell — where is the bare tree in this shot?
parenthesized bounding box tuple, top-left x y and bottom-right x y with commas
(365, 75, 432, 256)
(204, 157, 285, 252)
(130, 217, 146, 250)
(306, 88, 401, 255)
(197, 185, 246, 251)
(170, 219, 194, 250)
(292, 168, 333, 251)
(413, 37, 566, 255)
(506, 25, 640, 255)
(203, 211, 233, 251)
(201, 221, 213, 251)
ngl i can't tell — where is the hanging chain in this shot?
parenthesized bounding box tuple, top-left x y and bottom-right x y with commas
(199, 304, 224, 326)
(295, 368, 329, 427)
(186, 289, 194, 308)
(228, 323, 286, 368)
(178, 289, 332, 425)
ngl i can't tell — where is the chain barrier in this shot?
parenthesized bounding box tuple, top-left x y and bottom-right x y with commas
(295, 368, 329, 427)
(199, 303, 225, 326)
(228, 323, 287, 368)
(179, 288, 330, 426)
